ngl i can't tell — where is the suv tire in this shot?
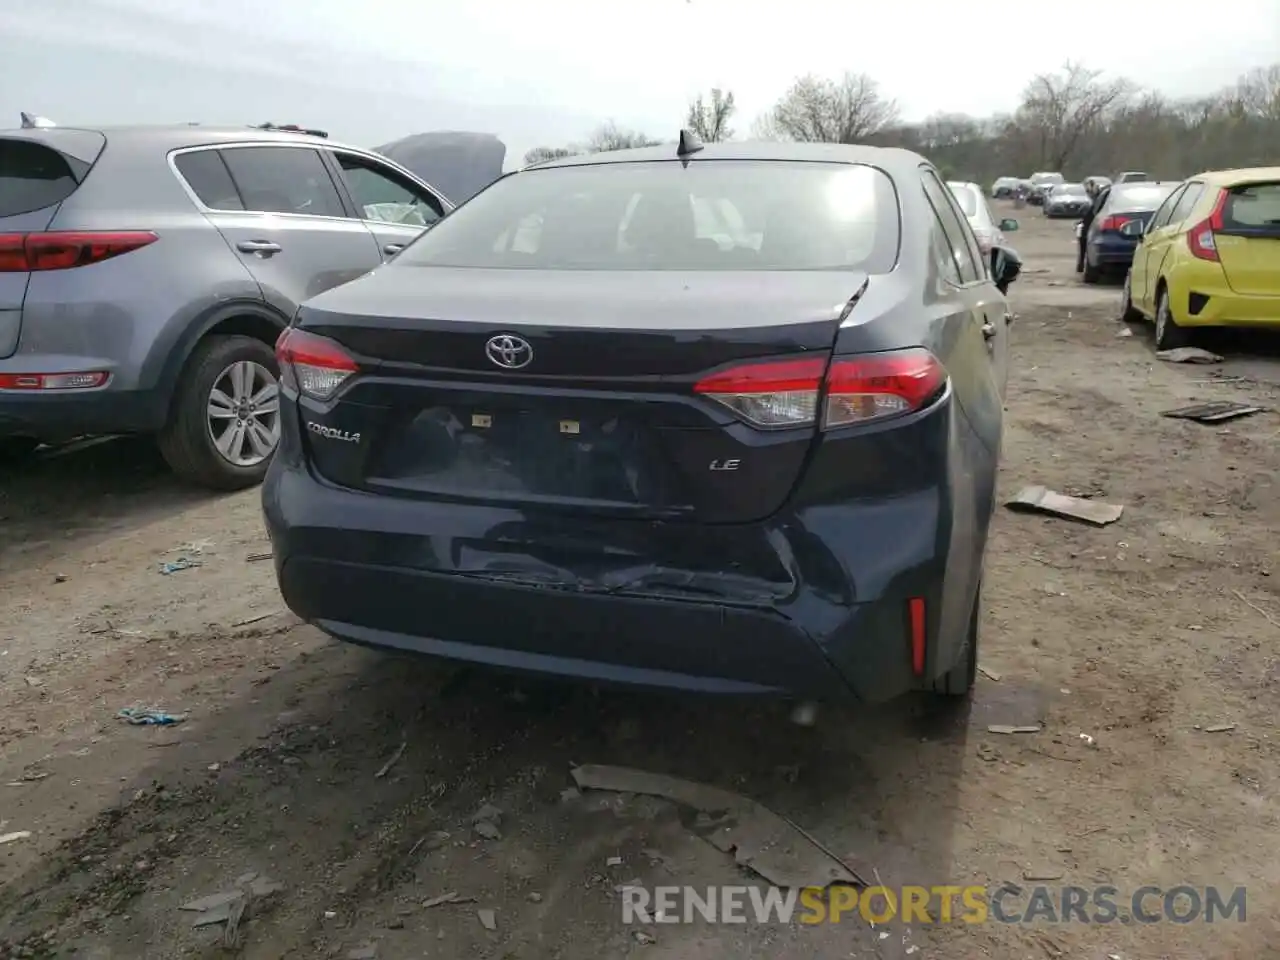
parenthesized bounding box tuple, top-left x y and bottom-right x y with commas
(159, 334, 281, 491)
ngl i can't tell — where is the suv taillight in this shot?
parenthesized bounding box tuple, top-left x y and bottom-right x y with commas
(0, 231, 158, 272)
(275, 328, 359, 401)
(1187, 188, 1229, 263)
(694, 348, 947, 430)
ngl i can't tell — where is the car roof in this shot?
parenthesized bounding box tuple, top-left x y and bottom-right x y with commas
(529, 140, 931, 177)
(0, 123, 345, 151)
(1193, 166, 1280, 185)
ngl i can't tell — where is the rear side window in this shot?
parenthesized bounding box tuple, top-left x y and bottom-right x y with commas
(173, 150, 244, 210)
(392, 160, 900, 273)
(948, 184, 979, 217)
(1223, 182, 1280, 229)
(0, 138, 82, 217)
(922, 169, 981, 283)
(1167, 183, 1204, 224)
(219, 147, 345, 218)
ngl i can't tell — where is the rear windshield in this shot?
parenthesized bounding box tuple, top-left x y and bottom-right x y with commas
(1109, 183, 1177, 212)
(948, 183, 979, 217)
(1032, 173, 1064, 184)
(393, 160, 901, 273)
(0, 138, 83, 217)
(1057, 185, 1087, 196)
(1223, 182, 1280, 229)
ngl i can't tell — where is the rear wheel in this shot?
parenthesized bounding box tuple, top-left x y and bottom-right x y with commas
(1120, 271, 1143, 322)
(1154, 286, 1192, 350)
(932, 584, 980, 698)
(1082, 258, 1101, 284)
(158, 335, 281, 491)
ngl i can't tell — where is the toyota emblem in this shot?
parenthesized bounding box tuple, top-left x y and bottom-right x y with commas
(485, 334, 533, 370)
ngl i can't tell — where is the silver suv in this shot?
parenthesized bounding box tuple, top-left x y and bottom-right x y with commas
(0, 123, 454, 488)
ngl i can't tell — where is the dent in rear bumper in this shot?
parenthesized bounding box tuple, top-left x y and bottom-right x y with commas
(262, 463, 948, 703)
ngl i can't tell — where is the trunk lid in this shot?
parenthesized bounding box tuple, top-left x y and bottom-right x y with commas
(1214, 181, 1280, 297)
(294, 266, 866, 523)
(0, 130, 106, 357)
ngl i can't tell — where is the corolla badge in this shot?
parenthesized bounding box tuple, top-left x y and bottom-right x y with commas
(307, 422, 360, 443)
(485, 334, 533, 370)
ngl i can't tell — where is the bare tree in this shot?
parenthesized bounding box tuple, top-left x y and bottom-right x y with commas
(523, 145, 578, 166)
(764, 72, 899, 143)
(585, 122, 661, 153)
(1016, 62, 1133, 170)
(685, 88, 736, 142)
(1235, 64, 1280, 120)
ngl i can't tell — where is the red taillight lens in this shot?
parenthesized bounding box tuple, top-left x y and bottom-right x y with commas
(824, 348, 947, 428)
(275, 327, 358, 401)
(693, 348, 946, 430)
(1187, 188, 1229, 263)
(0, 231, 158, 272)
(1098, 215, 1131, 232)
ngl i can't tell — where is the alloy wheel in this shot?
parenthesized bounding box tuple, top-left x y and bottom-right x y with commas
(206, 360, 280, 467)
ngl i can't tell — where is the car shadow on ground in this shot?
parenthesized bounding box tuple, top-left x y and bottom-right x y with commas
(0, 435, 217, 569)
(0, 641, 988, 956)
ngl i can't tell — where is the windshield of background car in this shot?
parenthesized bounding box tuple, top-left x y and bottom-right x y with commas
(392, 160, 901, 273)
(1058, 185, 1087, 197)
(1109, 183, 1178, 212)
(948, 184, 979, 217)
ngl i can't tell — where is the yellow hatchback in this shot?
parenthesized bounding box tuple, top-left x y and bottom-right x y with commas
(1122, 167, 1280, 349)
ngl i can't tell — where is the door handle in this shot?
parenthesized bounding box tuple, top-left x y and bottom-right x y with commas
(1003, 311, 1014, 325)
(383, 243, 405, 255)
(981, 321, 997, 340)
(236, 240, 282, 256)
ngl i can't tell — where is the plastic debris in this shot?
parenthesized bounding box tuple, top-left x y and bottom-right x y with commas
(1162, 401, 1263, 424)
(1156, 347, 1222, 364)
(1007, 485, 1123, 526)
(988, 724, 1042, 735)
(159, 557, 201, 575)
(118, 707, 188, 726)
(0, 831, 32, 844)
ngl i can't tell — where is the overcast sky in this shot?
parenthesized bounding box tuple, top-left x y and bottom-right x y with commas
(3, 0, 1278, 165)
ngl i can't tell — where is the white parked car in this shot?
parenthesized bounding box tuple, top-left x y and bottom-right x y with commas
(948, 180, 1019, 256)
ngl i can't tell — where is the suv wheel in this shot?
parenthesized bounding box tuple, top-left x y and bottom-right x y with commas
(159, 335, 281, 490)
(931, 584, 981, 698)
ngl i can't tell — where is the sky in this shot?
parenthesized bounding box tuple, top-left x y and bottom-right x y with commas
(3, 0, 1278, 166)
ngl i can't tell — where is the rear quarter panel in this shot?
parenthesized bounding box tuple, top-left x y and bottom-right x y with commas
(20, 135, 263, 409)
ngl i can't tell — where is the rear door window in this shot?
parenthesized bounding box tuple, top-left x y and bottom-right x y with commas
(220, 146, 345, 218)
(1222, 182, 1280, 231)
(922, 169, 981, 282)
(0, 138, 82, 217)
(1167, 183, 1204, 225)
(1147, 186, 1186, 230)
(173, 150, 245, 210)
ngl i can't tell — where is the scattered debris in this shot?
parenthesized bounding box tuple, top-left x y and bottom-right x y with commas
(987, 724, 1042, 735)
(470, 803, 503, 824)
(53, 574, 68, 583)
(570, 763, 863, 889)
(0, 830, 32, 844)
(1078, 733, 1097, 747)
(347, 946, 378, 960)
(978, 664, 1002, 682)
(605, 855, 624, 866)
(117, 707, 187, 726)
(1007, 485, 1124, 526)
(245, 552, 274, 563)
(1157, 346, 1222, 364)
(1203, 724, 1236, 734)
(158, 557, 201, 575)
(1232, 590, 1280, 630)
(559, 786, 581, 803)
(474, 821, 501, 840)
(477, 908, 497, 931)
(233, 610, 286, 628)
(1115, 327, 1133, 338)
(527, 891, 543, 903)
(24, 675, 42, 688)
(633, 930, 657, 945)
(1162, 401, 1263, 424)
(976, 744, 1000, 762)
(374, 738, 407, 779)
(1024, 866, 1065, 881)
(422, 891, 460, 909)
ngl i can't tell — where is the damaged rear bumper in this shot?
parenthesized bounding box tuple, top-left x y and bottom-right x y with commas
(262, 463, 953, 704)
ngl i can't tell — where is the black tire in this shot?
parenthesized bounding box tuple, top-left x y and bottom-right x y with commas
(1154, 286, 1192, 350)
(1082, 259, 1101, 284)
(0, 436, 40, 465)
(932, 584, 980, 697)
(1120, 271, 1143, 323)
(158, 334, 280, 491)
(1075, 244, 1085, 274)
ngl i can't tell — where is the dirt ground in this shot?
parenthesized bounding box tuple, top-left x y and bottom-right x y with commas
(2, 205, 1279, 960)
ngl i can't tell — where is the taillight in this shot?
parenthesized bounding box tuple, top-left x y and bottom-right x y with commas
(275, 327, 358, 401)
(0, 231, 158, 272)
(1098, 215, 1131, 232)
(1187, 188, 1228, 263)
(693, 348, 947, 430)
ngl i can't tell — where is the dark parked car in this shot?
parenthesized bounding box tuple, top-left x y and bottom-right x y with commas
(262, 138, 1021, 707)
(1080, 181, 1180, 283)
(1043, 183, 1091, 218)
(1026, 172, 1064, 206)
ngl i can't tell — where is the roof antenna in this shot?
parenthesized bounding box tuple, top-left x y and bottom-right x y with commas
(677, 129, 704, 157)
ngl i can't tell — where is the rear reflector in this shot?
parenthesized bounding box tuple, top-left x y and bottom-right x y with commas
(694, 348, 946, 430)
(0, 231, 158, 272)
(276, 327, 358, 401)
(0, 371, 109, 390)
(908, 596, 926, 676)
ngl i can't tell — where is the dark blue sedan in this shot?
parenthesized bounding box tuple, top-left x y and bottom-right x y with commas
(1081, 182, 1180, 283)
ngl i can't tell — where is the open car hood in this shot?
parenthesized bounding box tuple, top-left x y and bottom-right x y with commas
(374, 131, 506, 205)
